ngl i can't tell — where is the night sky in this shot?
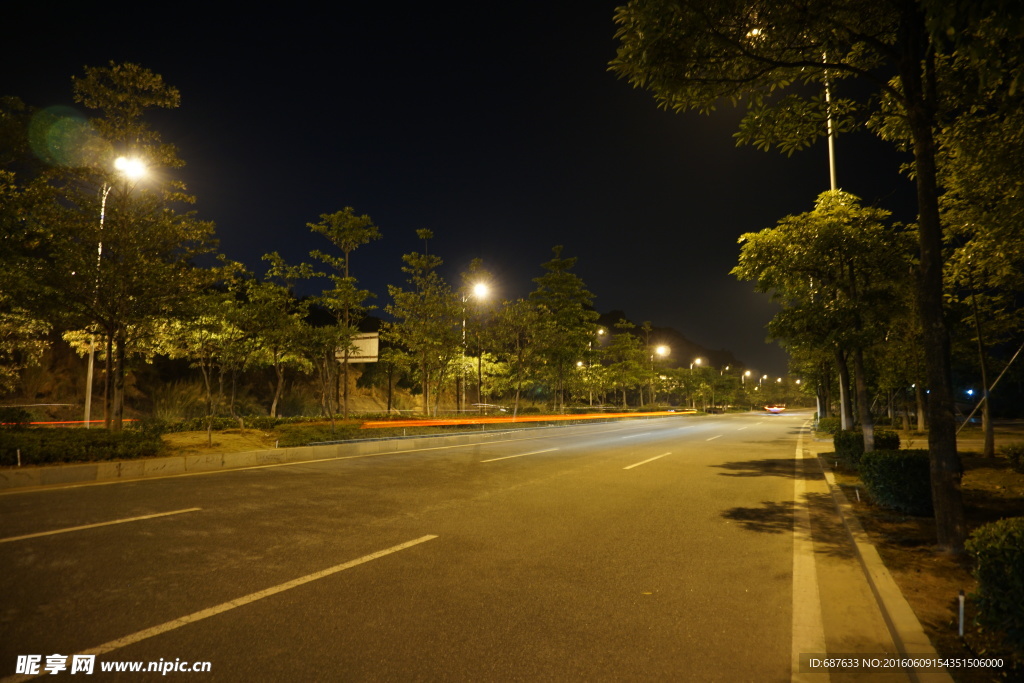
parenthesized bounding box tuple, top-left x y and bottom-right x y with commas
(5, 3, 918, 377)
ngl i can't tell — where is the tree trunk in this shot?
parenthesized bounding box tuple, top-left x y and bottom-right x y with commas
(971, 294, 995, 457)
(834, 347, 853, 430)
(900, 19, 965, 551)
(111, 333, 126, 432)
(103, 334, 112, 429)
(271, 361, 284, 418)
(852, 347, 875, 452)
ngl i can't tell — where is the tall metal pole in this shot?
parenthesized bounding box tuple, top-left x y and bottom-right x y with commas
(824, 53, 837, 191)
(84, 184, 111, 429)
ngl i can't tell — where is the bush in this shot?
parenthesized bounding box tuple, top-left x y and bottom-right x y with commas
(833, 428, 901, 467)
(833, 430, 864, 465)
(966, 517, 1024, 655)
(817, 416, 842, 435)
(875, 429, 901, 450)
(1000, 443, 1024, 474)
(0, 429, 165, 467)
(859, 449, 932, 516)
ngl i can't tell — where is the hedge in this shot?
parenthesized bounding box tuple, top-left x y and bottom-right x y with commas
(0, 429, 164, 467)
(817, 416, 841, 435)
(859, 449, 932, 516)
(966, 517, 1024, 655)
(833, 428, 901, 467)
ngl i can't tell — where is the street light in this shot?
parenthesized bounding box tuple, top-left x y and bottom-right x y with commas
(461, 282, 489, 413)
(85, 156, 146, 429)
(650, 345, 670, 404)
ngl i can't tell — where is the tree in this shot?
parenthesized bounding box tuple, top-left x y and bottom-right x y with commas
(608, 0, 1014, 550)
(259, 253, 316, 418)
(491, 298, 543, 417)
(385, 230, 461, 416)
(6, 63, 217, 430)
(733, 191, 913, 451)
(604, 320, 647, 408)
(309, 208, 381, 419)
(528, 246, 600, 412)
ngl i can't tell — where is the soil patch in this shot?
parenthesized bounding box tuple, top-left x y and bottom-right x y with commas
(162, 428, 279, 456)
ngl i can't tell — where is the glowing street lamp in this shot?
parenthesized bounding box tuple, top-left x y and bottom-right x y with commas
(461, 282, 490, 413)
(85, 156, 147, 429)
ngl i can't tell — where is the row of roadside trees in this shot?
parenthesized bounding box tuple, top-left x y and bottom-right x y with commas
(610, 0, 1024, 551)
(3, 62, 779, 440)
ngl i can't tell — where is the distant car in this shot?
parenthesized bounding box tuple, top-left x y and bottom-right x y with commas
(764, 404, 786, 414)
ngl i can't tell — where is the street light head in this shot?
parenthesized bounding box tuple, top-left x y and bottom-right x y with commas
(744, 370, 752, 377)
(655, 345, 670, 357)
(114, 156, 146, 181)
(472, 282, 489, 299)
(694, 358, 702, 366)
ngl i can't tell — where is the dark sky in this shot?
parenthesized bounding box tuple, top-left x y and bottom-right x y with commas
(5, 3, 917, 377)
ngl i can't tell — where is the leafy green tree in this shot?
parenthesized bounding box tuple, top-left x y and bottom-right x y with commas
(604, 320, 647, 408)
(733, 191, 913, 451)
(385, 230, 461, 416)
(529, 246, 600, 412)
(6, 63, 217, 430)
(259, 253, 316, 417)
(491, 298, 543, 416)
(609, 0, 1013, 550)
(309, 208, 381, 419)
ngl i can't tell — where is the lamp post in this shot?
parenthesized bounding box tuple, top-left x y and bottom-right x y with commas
(461, 282, 489, 413)
(689, 358, 702, 409)
(650, 345, 670, 404)
(473, 283, 489, 413)
(84, 156, 146, 429)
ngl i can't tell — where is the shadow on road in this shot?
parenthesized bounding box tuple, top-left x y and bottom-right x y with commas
(713, 458, 820, 479)
(722, 500, 795, 533)
(721, 493, 858, 559)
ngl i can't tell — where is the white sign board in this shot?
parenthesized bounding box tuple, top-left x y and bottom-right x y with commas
(336, 332, 379, 363)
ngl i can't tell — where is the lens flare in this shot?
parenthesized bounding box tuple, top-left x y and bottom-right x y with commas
(28, 106, 109, 167)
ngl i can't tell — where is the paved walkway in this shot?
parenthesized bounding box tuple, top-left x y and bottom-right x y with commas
(797, 430, 952, 683)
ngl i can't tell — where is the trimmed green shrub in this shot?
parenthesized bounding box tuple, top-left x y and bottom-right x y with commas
(1000, 443, 1024, 474)
(859, 449, 932, 515)
(817, 416, 841, 435)
(875, 429, 901, 450)
(0, 429, 164, 467)
(833, 430, 864, 465)
(833, 428, 901, 467)
(966, 517, 1024, 655)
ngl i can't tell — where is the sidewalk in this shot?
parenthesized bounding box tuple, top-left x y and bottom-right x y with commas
(797, 430, 953, 682)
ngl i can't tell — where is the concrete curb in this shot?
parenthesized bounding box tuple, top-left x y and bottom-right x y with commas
(808, 438, 954, 683)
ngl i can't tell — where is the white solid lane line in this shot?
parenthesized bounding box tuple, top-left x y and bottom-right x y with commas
(0, 508, 202, 544)
(623, 452, 671, 470)
(706, 435, 722, 441)
(480, 448, 558, 463)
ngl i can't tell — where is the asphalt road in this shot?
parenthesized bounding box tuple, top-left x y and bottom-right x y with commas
(2, 411, 818, 682)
